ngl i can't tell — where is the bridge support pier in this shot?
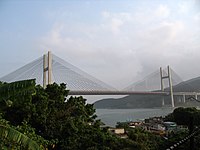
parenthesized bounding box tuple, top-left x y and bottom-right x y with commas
(43, 51, 52, 88)
(195, 94, 198, 100)
(177, 96, 182, 103)
(168, 66, 174, 107)
(183, 94, 186, 103)
(160, 67, 165, 106)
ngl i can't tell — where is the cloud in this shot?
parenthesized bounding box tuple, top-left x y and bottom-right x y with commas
(155, 5, 170, 18)
(39, 2, 200, 89)
(194, 13, 200, 22)
(178, 2, 190, 14)
(132, 4, 170, 26)
(151, 21, 184, 42)
(101, 11, 132, 34)
(110, 18, 123, 34)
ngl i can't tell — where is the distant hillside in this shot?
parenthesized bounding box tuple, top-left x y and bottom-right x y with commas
(94, 95, 172, 109)
(94, 76, 200, 109)
(172, 76, 200, 92)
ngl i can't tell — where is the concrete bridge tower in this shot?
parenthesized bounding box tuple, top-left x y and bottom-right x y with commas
(160, 66, 174, 107)
(43, 51, 52, 88)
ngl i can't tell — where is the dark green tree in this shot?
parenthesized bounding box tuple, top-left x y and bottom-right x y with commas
(0, 79, 48, 149)
(30, 83, 141, 149)
(0, 121, 43, 150)
(126, 127, 164, 150)
(0, 79, 36, 125)
(1, 80, 166, 150)
(164, 107, 200, 150)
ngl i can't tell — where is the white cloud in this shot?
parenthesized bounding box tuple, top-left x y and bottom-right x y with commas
(133, 4, 170, 25)
(156, 21, 184, 40)
(179, 4, 188, 14)
(39, 3, 200, 89)
(178, 2, 190, 14)
(155, 5, 170, 18)
(194, 13, 200, 22)
(101, 11, 132, 34)
(101, 11, 110, 18)
(110, 18, 123, 34)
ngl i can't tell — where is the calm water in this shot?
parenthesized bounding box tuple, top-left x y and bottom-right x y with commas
(95, 108, 175, 127)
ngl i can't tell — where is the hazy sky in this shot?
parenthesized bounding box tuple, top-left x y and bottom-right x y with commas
(0, 0, 200, 89)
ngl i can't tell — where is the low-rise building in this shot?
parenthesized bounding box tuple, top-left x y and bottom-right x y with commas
(108, 127, 128, 138)
(128, 121, 142, 128)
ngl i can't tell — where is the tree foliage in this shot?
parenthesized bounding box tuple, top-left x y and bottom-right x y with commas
(0, 124, 42, 150)
(0, 80, 144, 149)
(117, 125, 164, 150)
(3, 80, 194, 149)
(0, 115, 50, 150)
(0, 79, 36, 102)
(165, 107, 200, 126)
(164, 107, 200, 150)
(30, 83, 142, 149)
(0, 79, 36, 125)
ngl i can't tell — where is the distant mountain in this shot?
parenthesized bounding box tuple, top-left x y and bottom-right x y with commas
(93, 95, 171, 109)
(172, 76, 200, 92)
(93, 76, 200, 109)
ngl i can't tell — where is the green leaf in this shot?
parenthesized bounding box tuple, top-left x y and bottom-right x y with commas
(0, 79, 36, 103)
(0, 124, 42, 150)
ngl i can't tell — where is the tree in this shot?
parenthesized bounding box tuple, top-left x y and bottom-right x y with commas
(0, 113, 46, 150)
(165, 107, 200, 126)
(126, 127, 164, 150)
(1, 80, 161, 149)
(0, 79, 36, 102)
(0, 79, 49, 149)
(164, 107, 200, 150)
(30, 83, 141, 149)
(0, 124, 42, 150)
(0, 79, 36, 125)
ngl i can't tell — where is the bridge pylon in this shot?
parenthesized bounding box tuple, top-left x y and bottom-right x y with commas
(160, 66, 174, 107)
(43, 51, 52, 88)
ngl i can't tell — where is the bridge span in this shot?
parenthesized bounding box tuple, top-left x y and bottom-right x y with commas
(173, 92, 200, 96)
(1, 51, 199, 108)
(69, 91, 200, 105)
(68, 90, 169, 95)
(69, 90, 200, 97)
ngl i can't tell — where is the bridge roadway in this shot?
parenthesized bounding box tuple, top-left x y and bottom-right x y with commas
(173, 92, 200, 96)
(69, 91, 200, 96)
(69, 90, 169, 95)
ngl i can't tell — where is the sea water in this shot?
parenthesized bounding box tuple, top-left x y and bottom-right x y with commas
(95, 108, 174, 127)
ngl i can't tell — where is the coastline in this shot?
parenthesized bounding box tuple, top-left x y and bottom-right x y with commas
(95, 108, 174, 127)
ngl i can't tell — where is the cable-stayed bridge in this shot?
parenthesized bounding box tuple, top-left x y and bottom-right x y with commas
(0, 51, 199, 107)
(124, 68, 182, 92)
(0, 53, 114, 91)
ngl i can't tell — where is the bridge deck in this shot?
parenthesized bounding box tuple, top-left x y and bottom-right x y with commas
(173, 92, 200, 96)
(68, 90, 169, 95)
(69, 91, 200, 96)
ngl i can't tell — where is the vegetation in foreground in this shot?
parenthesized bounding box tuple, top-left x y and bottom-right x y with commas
(0, 80, 141, 149)
(1, 79, 200, 149)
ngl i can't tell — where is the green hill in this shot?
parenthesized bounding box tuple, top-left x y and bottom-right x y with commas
(94, 95, 172, 109)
